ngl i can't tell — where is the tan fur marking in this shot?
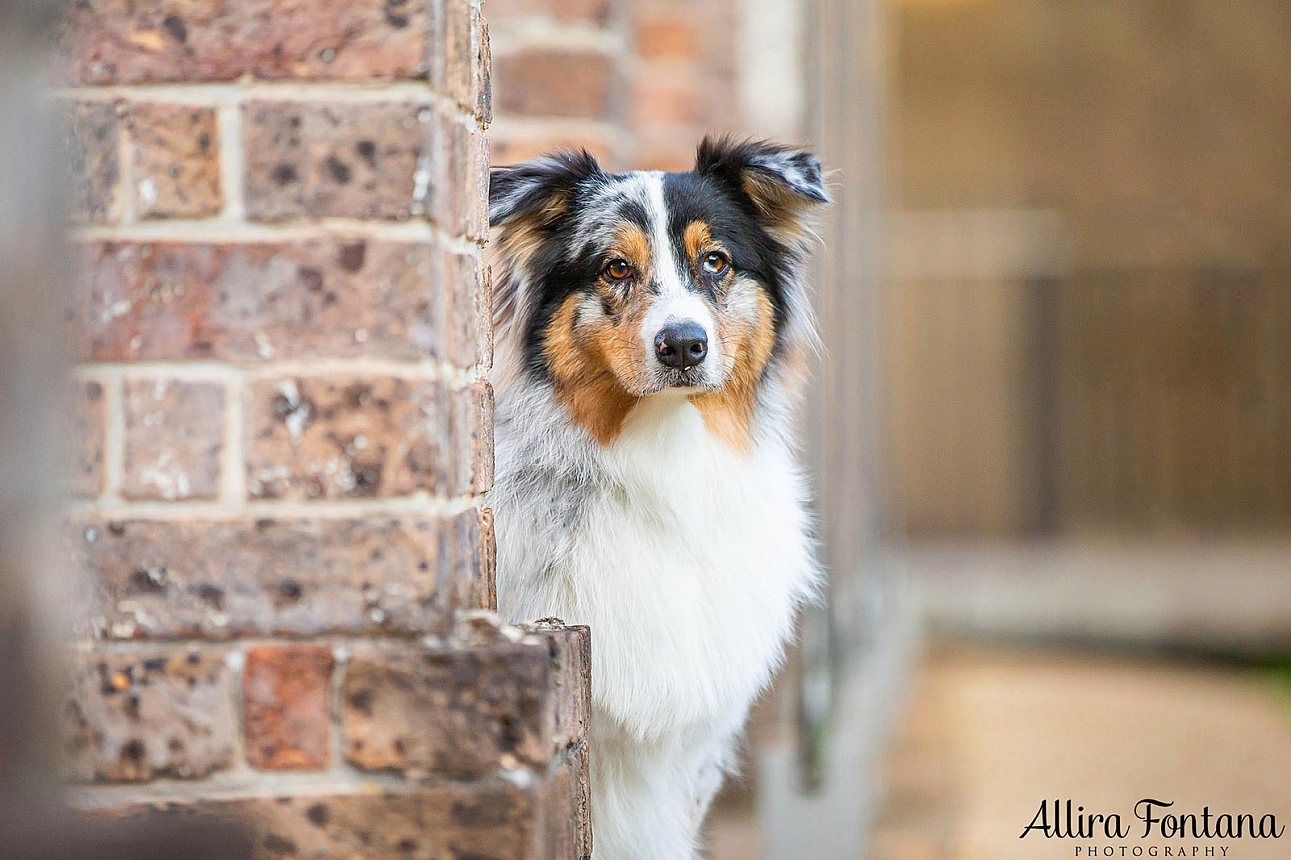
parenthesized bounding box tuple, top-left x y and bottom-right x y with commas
(613, 223, 651, 276)
(690, 284, 777, 452)
(543, 293, 642, 445)
(683, 221, 714, 262)
(741, 172, 815, 246)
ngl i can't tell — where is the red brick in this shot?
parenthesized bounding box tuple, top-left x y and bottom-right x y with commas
(430, 0, 475, 110)
(71, 240, 451, 363)
(341, 637, 557, 778)
(632, 75, 702, 126)
(61, 648, 234, 782)
(433, 107, 490, 239)
(636, 19, 700, 59)
(242, 101, 428, 221)
(121, 378, 225, 501)
(95, 779, 563, 860)
(243, 377, 470, 501)
(130, 103, 222, 218)
(70, 516, 478, 639)
(494, 51, 614, 119)
(65, 100, 120, 224)
(243, 645, 334, 770)
(72, 379, 106, 499)
(60, 0, 429, 84)
(444, 249, 486, 367)
(490, 131, 618, 168)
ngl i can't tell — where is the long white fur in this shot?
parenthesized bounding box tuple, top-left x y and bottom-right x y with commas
(489, 170, 821, 860)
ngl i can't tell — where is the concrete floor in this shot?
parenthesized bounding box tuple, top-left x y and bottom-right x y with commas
(871, 642, 1291, 860)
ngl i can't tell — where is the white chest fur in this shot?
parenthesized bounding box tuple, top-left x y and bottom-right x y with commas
(492, 388, 818, 743)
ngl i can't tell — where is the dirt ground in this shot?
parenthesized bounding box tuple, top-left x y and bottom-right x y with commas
(871, 642, 1291, 860)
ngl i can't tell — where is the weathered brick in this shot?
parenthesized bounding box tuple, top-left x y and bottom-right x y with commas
(543, 742, 592, 860)
(244, 377, 470, 501)
(432, 107, 490, 239)
(130, 103, 222, 218)
(60, 0, 429, 84)
(430, 0, 476, 110)
(70, 516, 474, 639)
(242, 101, 428, 221)
(65, 100, 120, 224)
(243, 645, 333, 771)
(476, 13, 492, 125)
(341, 640, 552, 779)
(72, 379, 106, 499)
(61, 648, 234, 782)
(95, 779, 558, 860)
(478, 264, 495, 370)
(468, 122, 491, 240)
(436, 248, 485, 367)
(526, 624, 591, 751)
(494, 51, 614, 119)
(121, 378, 225, 501)
(468, 380, 495, 494)
(477, 506, 497, 611)
(71, 240, 447, 362)
(444, 506, 485, 613)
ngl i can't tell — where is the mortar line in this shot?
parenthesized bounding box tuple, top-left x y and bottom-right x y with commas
(216, 101, 245, 223)
(71, 218, 481, 249)
(65, 492, 479, 521)
(101, 372, 125, 500)
(220, 371, 246, 507)
(77, 359, 479, 386)
(116, 100, 136, 226)
(58, 81, 469, 114)
(225, 647, 249, 777)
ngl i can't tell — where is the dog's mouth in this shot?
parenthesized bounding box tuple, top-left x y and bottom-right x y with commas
(647, 366, 718, 393)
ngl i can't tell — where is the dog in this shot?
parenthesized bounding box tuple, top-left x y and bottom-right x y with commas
(486, 137, 828, 860)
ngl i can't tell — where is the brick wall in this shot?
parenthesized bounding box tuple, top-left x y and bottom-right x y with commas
(628, 0, 740, 170)
(59, 2, 591, 857)
(485, 0, 738, 170)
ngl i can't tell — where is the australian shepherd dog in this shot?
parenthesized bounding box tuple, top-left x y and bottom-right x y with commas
(487, 137, 829, 860)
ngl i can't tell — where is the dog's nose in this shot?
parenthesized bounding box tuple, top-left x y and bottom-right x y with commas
(654, 322, 708, 370)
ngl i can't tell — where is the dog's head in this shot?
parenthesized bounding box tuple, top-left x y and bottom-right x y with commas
(489, 137, 828, 447)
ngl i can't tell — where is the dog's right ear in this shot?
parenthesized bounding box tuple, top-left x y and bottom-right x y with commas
(489, 149, 604, 228)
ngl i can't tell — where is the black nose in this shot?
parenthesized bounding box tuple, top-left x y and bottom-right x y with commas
(654, 321, 708, 370)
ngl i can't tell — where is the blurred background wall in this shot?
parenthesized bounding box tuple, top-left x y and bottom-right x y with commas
(887, 0, 1291, 541)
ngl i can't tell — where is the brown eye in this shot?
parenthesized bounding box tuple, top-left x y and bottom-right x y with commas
(702, 252, 729, 275)
(604, 259, 632, 280)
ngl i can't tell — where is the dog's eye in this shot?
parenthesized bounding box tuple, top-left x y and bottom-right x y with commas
(701, 252, 729, 275)
(604, 259, 633, 281)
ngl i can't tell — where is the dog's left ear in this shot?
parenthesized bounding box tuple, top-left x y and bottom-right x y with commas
(695, 136, 829, 242)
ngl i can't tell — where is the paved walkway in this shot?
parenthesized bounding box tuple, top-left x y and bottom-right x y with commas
(872, 643, 1291, 860)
